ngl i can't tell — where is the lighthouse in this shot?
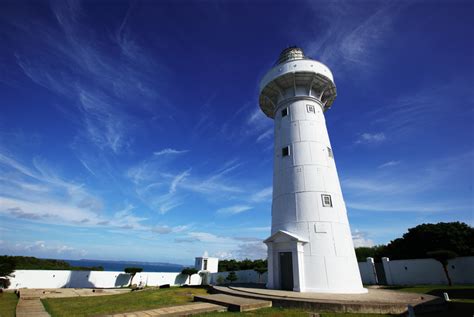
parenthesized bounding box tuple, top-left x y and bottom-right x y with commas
(261, 47, 366, 293)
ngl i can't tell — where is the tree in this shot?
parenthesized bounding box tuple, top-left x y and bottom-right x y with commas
(384, 222, 473, 260)
(427, 250, 457, 286)
(218, 259, 268, 272)
(226, 271, 238, 283)
(181, 267, 198, 285)
(254, 266, 267, 283)
(124, 267, 143, 287)
(0, 256, 16, 290)
(355, 245, 387, 262)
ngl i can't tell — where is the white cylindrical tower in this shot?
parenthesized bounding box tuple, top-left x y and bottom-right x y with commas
(261, 47, 366, 294)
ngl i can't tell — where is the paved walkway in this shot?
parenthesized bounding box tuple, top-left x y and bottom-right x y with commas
(99, 302, 227, 316)
(225, 286, 438, 303)
(19, 288, 130, 299)
(212, 286, 446, 314)
(16, 298, 50, 317)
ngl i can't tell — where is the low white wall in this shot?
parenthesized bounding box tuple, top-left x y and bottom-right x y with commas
(7, 256, 474, 289)
(209, 269, 267, 285)
(382, 256, 474, 285)
(358, 258, 377, 285)
(7, 270, 202, 290)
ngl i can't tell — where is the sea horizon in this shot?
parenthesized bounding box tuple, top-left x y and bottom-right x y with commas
(65, 259, 189, 273)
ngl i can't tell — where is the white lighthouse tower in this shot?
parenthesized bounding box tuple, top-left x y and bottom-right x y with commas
(261, 47, 366, 294)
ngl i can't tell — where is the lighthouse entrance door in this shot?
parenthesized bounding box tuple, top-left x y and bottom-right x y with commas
(279, 252, 294, 291)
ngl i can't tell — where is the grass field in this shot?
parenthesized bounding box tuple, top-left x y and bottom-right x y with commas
(42, 287, 209, 317)
(0, 291, 18, 317)
(197, 285, 474, 317)
(40, 284, 474, 317)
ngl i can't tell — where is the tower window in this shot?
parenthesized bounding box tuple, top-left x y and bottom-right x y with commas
(327, 147, 333, 158)
(321, 194, 332, 207)
(306, 104, 315, 113)
(281, 108, 288, 117)
(282, 146, 290, 157)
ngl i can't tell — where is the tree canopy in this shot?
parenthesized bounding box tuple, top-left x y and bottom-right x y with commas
(181, 267, 198, 284)
(355, 222, 473, 262)
(218, 259, 267, 272)
(0, 255, 103, 271)
(384, 222, 473, 260)
(0, 256, 16, 278)
(124, 267, 143, 274)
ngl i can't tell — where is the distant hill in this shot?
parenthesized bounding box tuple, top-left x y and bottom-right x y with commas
(77, 259, 186, 267)
(1, 255, 104, 271)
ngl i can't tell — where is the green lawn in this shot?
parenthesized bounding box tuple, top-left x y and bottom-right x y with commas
(40, 285, 474, 317)
(0, 291, 18, 317)
(42, 287, 209, 317)
(197, 285, 474, 317)
(386, 284, 474, 298)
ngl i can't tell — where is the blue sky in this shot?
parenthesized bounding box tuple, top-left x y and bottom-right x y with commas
(0, 0, 472, 265)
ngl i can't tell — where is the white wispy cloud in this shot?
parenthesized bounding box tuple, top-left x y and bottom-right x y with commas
(344, 151, 474, 214)
(8, 1, 167, 154)
(352, 230, 374, 248)
(232, 241, 267, 260)
(369, 83, 473, 137)
(256, 128, 273, 143)
(355, 132, 386, 145)
(251, 187, 273, 202)
(305, 1, 402, 73)
(169, 169, 191, 194)
(217, 205, 253, 215)
(0, 151, 188, 234)
(154, 148, 189, 156)
(0, 239, 86, 258)
(378, 160, 401, 169)
(152, 224, 189, 235)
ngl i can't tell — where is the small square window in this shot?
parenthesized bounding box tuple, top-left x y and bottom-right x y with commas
(327, 147, 333, 158)
(281, 108, 288, 117)
(306, 104, 315, 113)
(321, 194, 332, 207)
(282, 146, 290, 157)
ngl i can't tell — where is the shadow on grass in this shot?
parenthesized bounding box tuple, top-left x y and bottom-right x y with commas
(427, 301, 474, 317)
(385, 286, 474, 300)
(426, 289, 474, 300)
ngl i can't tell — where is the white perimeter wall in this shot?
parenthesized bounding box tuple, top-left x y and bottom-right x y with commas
(6, 256, 474, 289)
(209, 269, 267, 285)
(7, 270, 200, 290)
(358, 259, 377, 285)
(382, 256, 474, 285)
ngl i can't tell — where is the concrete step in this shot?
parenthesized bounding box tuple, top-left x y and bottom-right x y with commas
(194, 294, 272, 312)
(16, 298, 51, 317)
(100, 302, 227, 316)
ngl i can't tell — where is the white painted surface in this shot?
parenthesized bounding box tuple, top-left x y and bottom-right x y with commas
(7, 270, 199, 289)
(260, 48, 365, 294)
(209, 269, 267, 285)
(5, 257, 474, 289)
(194, 256, 219, 273)
(358, 258, 378, 285)
(382, 256, 474, 285)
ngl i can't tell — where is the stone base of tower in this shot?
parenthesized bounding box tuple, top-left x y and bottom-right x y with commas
(264, 230, 367, 294)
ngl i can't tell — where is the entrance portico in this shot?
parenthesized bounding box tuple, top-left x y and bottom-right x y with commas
(264, 230, 308, 292)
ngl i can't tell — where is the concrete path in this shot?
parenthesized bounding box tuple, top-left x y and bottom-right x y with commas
(100, 302, 227, 316)
(212, 285, 446, 314)
(19, 288, 130, 299)
(194, 293, 272, 312)
(16, 298, 50, 317)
